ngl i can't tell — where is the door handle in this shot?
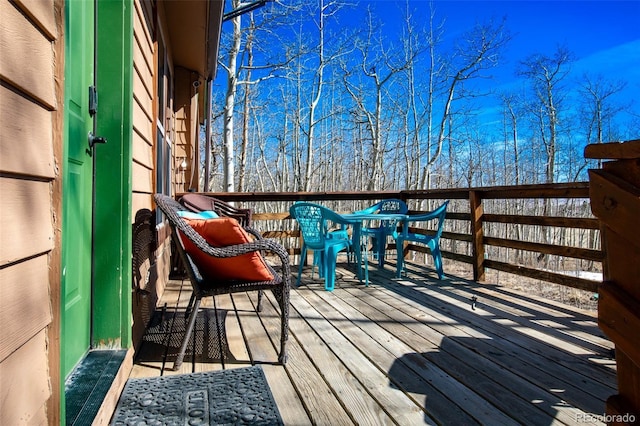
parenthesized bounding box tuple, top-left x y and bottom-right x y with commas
(88, 132, 107, 149)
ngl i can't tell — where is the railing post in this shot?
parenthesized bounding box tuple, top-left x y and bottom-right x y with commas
(469, 191, 485, 282)
(586, 139, 640, 420)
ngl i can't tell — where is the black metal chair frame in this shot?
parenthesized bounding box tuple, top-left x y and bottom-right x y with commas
(154, 194, 290, 370)
(179, 193, 253, 227)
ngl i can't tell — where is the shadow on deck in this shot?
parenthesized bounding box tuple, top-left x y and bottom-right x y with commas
(130, 260, 616, 425)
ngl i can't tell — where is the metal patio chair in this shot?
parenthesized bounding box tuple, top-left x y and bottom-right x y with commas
(154, 194, 290, 369)
(179, 193, 253, 227)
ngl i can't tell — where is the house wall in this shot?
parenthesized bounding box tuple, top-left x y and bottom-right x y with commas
(174, 67, 200, 193)
(131, 0, 194, 349)
(0, 0, 61, 423)
(131, 0, 162, 350)
(130, 0, 207, 350)
(0, 0, 216, 421)
(132, 0, 155, 220)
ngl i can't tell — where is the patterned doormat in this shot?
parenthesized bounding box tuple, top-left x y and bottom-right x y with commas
(110, 366, 283, 425)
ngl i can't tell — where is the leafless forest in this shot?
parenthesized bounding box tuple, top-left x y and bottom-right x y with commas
(205, 0, 636, 194)
(201, 1, 637, 308)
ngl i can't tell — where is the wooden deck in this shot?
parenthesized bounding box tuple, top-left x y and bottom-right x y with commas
(130, 261, 616, 425)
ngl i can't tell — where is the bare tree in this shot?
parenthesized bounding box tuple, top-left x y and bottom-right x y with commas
(500, 93, 522, 185)
(217, 1, 299, 192)
(210, 1, 638, 200)
(238, 14, 256, 192)
(419, 18, 511, 189)
(300, 0, 353, 191)
(219, 0, 243, 192)
(342, 6, 424, 190)
(578, 73, 627, 168)
(398, 0, 438, 190)
(517, 45, 573, 183)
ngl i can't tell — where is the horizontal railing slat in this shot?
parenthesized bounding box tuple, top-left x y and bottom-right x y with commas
(484, 214, 600, 229)
(483, 236, 604, 262)
(484, 259, 600, 293)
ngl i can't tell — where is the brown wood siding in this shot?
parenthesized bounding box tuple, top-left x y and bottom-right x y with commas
(130, 0, 175, 353)
(134, 0, 154, 57)
(0, 0, 60, 423)
(0, 256, 52, 362)
(173, 67, 192, 193)
(132, 130, 154, 169)
(133, 100, 154, 141)
(12, 0, 56, 39)
(132, 161, 153, 193)
(132, 35, 153, 98)
(0, 0, 56, 108)
(47, 1, 64, 422)
(0, 85, 55, 178)
(0, 330, 51, 425)
(0, 179, 55, 265)
(133, 68, 153, 118)
(132, 192, 153, 220)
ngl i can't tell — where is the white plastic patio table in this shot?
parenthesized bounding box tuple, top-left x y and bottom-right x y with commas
(339, 213, 409, 286)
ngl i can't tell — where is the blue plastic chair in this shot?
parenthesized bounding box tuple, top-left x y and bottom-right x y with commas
(356, 199, 409, 267)
(289, 202, 353, 291)
(396, 201, 449, 279)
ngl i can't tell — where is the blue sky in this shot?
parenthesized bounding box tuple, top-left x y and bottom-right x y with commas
(366, 0, 640, 102)
(220, 0, 640, 101)
(363, 1, 639, 58)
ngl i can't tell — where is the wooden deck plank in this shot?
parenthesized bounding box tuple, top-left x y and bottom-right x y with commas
(236, 291, 351, 425)
(130, 279, 197, 376)
(420, 278, 615, 369)
(288, 289, 423, 425)
(345, 276, 600, 424)
(286, 300, 400, 425)
(209, 293, 249, 368)
(299, 284, 491, 425)
(230, 291, 280, 365)
(468, 285, 612, 351)
(330, 280, 564, 425)
(261, 364, 312, 426)
(184, 290, 312, 424)
(162, 279, 200, 376)
(377, 277, 616, 403)
(127, 262, 615, 426)
(222, 310, 252, 367)
(387, 268, 616, 389)
(436, 279, 613, 357)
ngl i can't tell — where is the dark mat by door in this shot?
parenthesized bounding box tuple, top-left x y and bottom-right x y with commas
(110, 366, 283, 425)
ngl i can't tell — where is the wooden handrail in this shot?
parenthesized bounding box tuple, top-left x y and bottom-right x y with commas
(178, 182, 590, 202)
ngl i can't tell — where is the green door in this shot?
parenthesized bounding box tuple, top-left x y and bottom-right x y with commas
(61, 0, 95, 379)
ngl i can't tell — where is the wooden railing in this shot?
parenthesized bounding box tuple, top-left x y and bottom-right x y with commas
(182, 182, 602, 293)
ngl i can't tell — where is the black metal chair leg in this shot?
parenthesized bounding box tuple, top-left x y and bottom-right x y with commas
(173, 297, 201, 370)
(256, 290, 264, 312)
(184, 293, 196, 318)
